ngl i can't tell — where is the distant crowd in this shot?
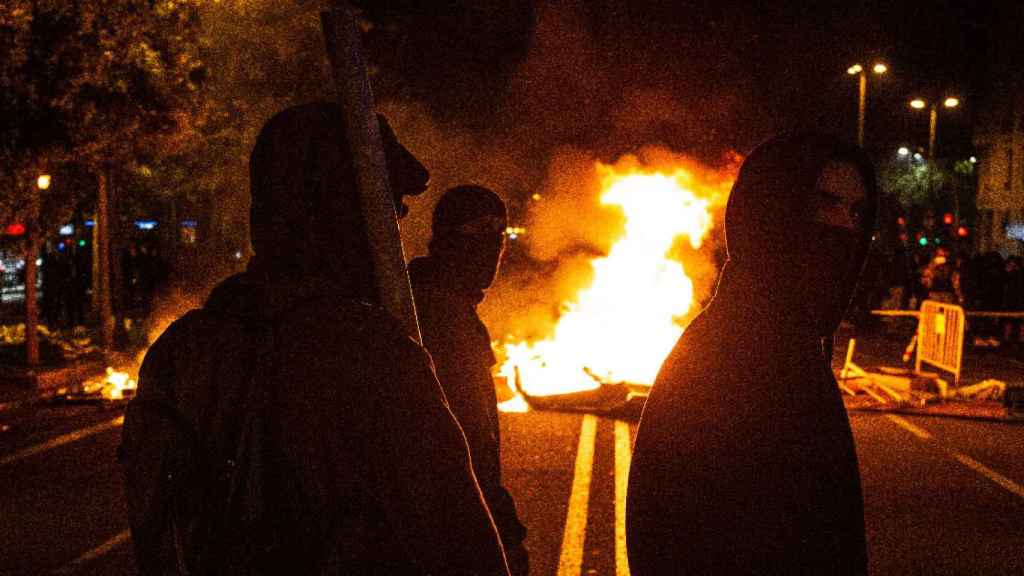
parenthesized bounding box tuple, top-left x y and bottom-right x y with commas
(856, 246, 1024, 347)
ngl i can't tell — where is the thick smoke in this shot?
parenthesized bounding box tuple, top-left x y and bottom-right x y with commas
(380, 2, 741, 346)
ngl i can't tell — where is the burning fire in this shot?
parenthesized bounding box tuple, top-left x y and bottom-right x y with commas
(101, 367, 137, 401)
(498, 159, 730, 408)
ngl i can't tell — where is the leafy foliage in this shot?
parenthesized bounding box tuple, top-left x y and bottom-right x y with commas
(0, 0, 204, 228)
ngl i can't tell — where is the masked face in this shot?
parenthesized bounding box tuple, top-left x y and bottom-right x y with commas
(785, 161, 869, 332)
(432, 214, 507, 291)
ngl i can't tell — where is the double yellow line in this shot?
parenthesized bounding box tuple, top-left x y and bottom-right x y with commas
(557, 415, 633, 576)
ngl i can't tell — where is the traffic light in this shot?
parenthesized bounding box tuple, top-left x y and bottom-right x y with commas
(942, 213, 954, 225)
(957, 226, 968, 238)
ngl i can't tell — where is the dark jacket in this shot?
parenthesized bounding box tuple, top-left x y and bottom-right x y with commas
(627, 133, 876, 575)
(123, 271, 509, 574)
(408, 256, 528, 554)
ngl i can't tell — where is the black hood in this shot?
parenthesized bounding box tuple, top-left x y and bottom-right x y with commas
(427, 185, 507, 293)
(248, 102, 428, 301)
(714, 132, 879, 336)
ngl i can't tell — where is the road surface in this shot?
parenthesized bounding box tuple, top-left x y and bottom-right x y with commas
(1, 401, 1022, 575)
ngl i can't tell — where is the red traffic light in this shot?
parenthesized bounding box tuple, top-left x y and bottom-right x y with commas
(4, 223, 26, 236)
(943, 213, 954, 225)
(957, 226, 969, 237)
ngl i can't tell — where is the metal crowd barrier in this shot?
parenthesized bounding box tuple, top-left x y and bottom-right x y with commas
(914, 300, 966, 387)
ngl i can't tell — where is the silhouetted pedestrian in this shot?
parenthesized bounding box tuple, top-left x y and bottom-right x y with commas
(409, 185, 529, 576)
(628, 132, 877, 575)
(120, 103, 511, 575)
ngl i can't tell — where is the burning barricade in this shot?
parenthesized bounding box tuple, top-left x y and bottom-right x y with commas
(495, 153, 734, 415)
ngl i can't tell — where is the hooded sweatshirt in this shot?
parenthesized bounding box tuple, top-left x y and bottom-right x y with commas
(122, 103, 508, 575)
(627, 132, 877, 575)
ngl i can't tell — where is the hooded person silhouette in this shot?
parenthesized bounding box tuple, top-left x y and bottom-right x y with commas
(407, 185, 529, 575)
(121, 103, 511, 575)
(626, 132, 877, 575)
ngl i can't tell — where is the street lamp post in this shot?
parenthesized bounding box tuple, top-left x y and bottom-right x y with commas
(25, 173, 50, 367)
(910, 97, 960, 158)
(848, 62, 888, 147)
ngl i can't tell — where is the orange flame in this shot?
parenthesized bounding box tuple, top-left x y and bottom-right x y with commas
(498, 158, 731, 407)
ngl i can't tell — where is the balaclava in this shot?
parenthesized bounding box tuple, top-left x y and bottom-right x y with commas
(249, 102, 428, 300)
(717, 132, 878, 336)
(428, 185, 508, 293)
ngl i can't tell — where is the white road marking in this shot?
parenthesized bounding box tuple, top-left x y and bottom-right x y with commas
(950, 451, 1024, 500)
(884, 414, 932, 439)
(884, 413, 1024, 501)
(613, 420, 632, 576)
(51, 529, 131, 575)
(557, 414, 598, 576)
(0, 416, 124, 467)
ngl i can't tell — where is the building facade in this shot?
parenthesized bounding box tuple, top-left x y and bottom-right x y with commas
(972, 1, 1024, 256)
(975, 100, 1023, 256)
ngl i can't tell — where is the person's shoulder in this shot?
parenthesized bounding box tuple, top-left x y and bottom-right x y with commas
(139, 309, 215, 368)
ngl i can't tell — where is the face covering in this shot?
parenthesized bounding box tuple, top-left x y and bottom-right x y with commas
(430, 230, 506, 292)
(772, 224, 862, 334)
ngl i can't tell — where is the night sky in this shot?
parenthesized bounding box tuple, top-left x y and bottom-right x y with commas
(360, 0, 999, 161)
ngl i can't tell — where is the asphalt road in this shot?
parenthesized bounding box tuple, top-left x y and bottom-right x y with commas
(1, 402, 1022, 575)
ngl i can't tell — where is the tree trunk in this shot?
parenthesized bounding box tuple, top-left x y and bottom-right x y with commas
(25, 187, 40, 367)
(109, 175, 125, 347)
(96, 169, 113, 351)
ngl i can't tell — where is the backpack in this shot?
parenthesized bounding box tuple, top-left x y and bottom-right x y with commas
(120, 308, 280, 575)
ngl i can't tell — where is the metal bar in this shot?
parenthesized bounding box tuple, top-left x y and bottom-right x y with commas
(320, 3, 422, 343)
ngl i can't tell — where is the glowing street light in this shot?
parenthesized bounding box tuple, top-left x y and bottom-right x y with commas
(909, 96, 961, 158)
(848, 61, 888, 146)
(897, 146, 910, 156)
(37, 174, 51, 190)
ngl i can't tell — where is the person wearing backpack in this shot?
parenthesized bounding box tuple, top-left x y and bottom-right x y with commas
(119, 102, 512, 575)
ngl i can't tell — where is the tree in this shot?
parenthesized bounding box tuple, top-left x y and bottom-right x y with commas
(0, 1, 204, 360)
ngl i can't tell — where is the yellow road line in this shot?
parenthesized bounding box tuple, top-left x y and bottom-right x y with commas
(884, 414, 932, 439)
(557, 414, 598, 576)
(950, 451, 1024, 500)
(614, 420, 632, 576)
(51, 529, 130, 575)
(0, 416, 124, 467)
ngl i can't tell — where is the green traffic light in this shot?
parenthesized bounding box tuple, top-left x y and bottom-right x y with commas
(918, 237, 928, 246)
(78, 239, 86, 247)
